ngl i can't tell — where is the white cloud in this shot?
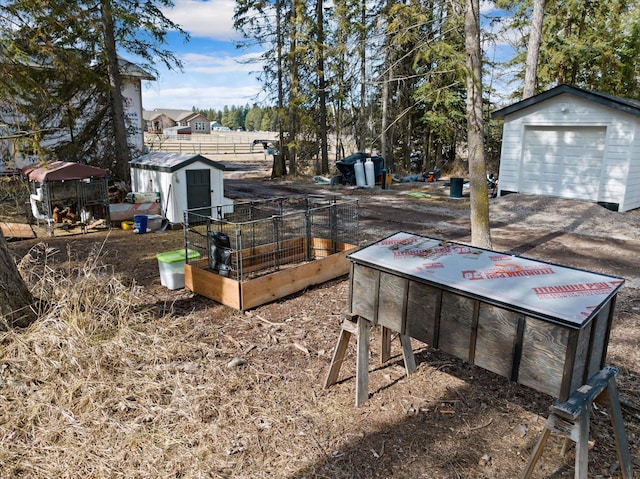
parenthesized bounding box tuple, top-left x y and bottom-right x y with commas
(165, 0, 239, 41)
(142, 83, 263, 110)
(141, 1, 267, 110)
(181, 51, 262, 75)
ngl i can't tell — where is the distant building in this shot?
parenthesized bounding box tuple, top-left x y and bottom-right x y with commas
(210, 121, 230, 131)
(143, 109, 211, 135)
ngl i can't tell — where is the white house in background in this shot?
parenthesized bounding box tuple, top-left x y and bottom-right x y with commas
(143, 109, 211, 135)
(492, 84, 640, 212)
(129, 152, 233, 224)
(0, 57, 153, 173)
(118, 58, 155, 152)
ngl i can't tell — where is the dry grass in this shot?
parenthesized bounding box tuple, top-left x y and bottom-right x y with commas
(0, 243, 353, 478)
(3, 187, 640, 478)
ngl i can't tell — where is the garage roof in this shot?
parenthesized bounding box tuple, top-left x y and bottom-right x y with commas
(492, 84, 640, 120)
(130, 153, 226, 173)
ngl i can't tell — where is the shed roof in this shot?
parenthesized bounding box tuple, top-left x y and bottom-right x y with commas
(130, 153, 226, 173)
(22, 161, 108, 183)
(492, 84, 640, 120)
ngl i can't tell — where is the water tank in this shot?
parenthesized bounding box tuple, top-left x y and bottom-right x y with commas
(354, 160, 366, 187)
(364, 158, 375, 186)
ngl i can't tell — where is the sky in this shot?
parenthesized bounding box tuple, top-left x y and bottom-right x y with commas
(140, 0, 266, 112)
(139, 0, 518, 113)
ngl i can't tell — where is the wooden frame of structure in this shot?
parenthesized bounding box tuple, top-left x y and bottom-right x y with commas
(185, 237, 356, 310)
(182, 195, 359, 310)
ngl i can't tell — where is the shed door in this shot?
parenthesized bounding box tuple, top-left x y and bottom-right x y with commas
(520, 126, 606, 201)
(186, 169, 211, 218)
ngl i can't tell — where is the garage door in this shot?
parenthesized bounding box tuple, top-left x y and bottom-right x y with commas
(520, 126, 606, 201)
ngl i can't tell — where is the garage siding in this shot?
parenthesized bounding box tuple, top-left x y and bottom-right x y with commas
(496, 93, 640, 211)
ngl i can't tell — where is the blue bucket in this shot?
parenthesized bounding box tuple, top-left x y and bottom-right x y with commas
(133, 214, 148, 234)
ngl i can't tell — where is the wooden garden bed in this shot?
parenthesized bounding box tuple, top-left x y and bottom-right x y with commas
(185, 238, 356, 310)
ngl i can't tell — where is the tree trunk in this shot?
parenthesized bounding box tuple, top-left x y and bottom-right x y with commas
(357, 0, 366, 152)
(273, 0, 287, 177)
(287, 0, 299, 176)
(100, 0, 131, 182)
(465, 0, 491, 249)
(0, 229, 37, 330)
(317, 0, 329, 174)
(523, 0, 545, 99)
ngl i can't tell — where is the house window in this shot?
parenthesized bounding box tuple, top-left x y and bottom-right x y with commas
(194, 122, 206, 131)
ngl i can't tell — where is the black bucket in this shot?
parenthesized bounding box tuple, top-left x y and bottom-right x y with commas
(208, 231, 232, 275)
(450, 177, 464, 198)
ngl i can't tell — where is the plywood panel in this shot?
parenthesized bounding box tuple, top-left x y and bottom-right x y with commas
(587, 302, 612, 376)
(185, 264, 241, 310)
(241, 248, 352, 310)
(438, 291, 475, 362)
(474, 304, 519, 378)
(377, 272, 406, 332)
(351, 264, 378, 321)
(569, 321, 594, 394)
(0, 222, 35, 240)
(405, 281, 440, 345)
(519, 317, 569, 398)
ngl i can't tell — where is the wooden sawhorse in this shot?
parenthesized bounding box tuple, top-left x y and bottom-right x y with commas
(324, 313, 416, 406)
(522, 366, 633, 479)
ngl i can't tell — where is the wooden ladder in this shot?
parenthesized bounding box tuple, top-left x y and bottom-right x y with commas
(522, 366, 633, 479)
(324, 313, 417, 406)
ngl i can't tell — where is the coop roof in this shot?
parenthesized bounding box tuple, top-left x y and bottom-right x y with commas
(22, 161, 108, 183)
(130, 153, 226, 173)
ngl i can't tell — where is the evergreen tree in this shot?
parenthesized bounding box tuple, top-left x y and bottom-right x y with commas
(0, 0, 187, 180)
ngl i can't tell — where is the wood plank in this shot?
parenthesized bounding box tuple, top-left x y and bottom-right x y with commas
(438, 291, 475, 362)
(310, 238, 355, 257)
(405, 281, 440, 346)
(569, 321, 594, 394)
(324, 322, 355, 388)
(377, 272, 406, 332)
(240, 248, 351, 310)
(0, 222, 35, 240)
(350, 264, 378, 320)
(400, 334, 417, 375)
(356, 316, 370, 406)
(598, 374, 634, 479)
(587, 301, 612, 377)
(185, 263, 242, 310)
(236, 250, 307, 276)
(234, 237, 306, 269)
(474, 304, 520, 378)
(518, 317, 569, 399)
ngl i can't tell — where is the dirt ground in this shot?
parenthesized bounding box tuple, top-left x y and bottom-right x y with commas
(3, 164, 640, 478)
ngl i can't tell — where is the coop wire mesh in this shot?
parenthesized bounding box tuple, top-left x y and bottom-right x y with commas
(183, 195, 359, 282)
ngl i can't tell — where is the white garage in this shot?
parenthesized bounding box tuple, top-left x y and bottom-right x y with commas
(492, 84, 640, 212)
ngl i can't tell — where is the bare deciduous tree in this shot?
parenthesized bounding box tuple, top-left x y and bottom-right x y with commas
(523, 0, 545, 99)
(465, 0, 491, 248)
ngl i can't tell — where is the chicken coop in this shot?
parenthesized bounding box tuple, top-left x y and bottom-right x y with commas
(22, 161, 110, 235)
(183, 195, 359, 310)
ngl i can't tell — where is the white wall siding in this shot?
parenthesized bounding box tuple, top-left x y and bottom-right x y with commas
(131, 159, 229, 223)
(497, 92, 640, 211)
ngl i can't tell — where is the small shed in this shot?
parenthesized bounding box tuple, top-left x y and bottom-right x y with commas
(492, 84, 640, 212)
(129, 152, 232, 225)
(22, 161, 110, 228)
